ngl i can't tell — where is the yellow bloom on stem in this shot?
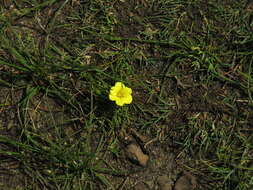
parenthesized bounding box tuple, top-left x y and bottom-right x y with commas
(109, 82, 132, 106)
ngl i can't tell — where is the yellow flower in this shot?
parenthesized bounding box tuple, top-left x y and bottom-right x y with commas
(109, 82, 132, 106)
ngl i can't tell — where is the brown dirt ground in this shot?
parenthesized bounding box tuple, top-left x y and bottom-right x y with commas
(1, 0, 252, 189)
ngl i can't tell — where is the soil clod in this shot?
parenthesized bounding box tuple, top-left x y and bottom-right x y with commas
(174, 172, 197, 190)
(157, 175, 174, 190)
(126, 143, 149, 167)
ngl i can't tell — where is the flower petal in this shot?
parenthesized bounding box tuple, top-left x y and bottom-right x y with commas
(123, 95, 132, 104)
(123, 87, 132, 95)
(109, 82, 123, 100)
(109, 94, 117, 101)
(115, 82, 124, 89)
(110, 86, 119, 95)
(116, 98, 125, 106)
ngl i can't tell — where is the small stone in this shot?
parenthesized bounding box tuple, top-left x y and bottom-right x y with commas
(134, 182, 150, 190)
(157, 175, 173, 190)
(126, 143, 149, 167)
(174, 173, 197, 190)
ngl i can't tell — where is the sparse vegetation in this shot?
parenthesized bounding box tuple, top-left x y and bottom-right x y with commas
(0, 0, 253, 189)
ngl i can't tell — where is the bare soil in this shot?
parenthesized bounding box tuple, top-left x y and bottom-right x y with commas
(1, 0, 252, 189)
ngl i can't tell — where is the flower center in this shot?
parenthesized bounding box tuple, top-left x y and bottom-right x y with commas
(117, 90, 124, 98)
